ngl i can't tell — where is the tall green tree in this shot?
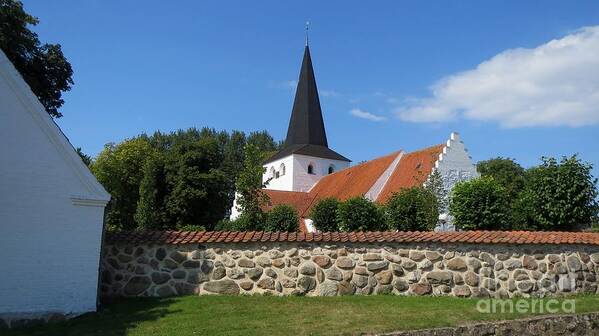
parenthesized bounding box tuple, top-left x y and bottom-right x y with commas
(163, 138, 230, 229)
(449, 177, 512, 230)
(477, 157, 525, 199)
(92, 128, 280, 231)
(135, 151, 169, 230)
(425, 170, 448, 213)
(515, 155, 598, 231)
(221, 130, 248, 217)
(92, 138, 154, 231)
(247, 130, 280, 153)
(75, 147, 92, 167)
(0, 0, 73, 117)
(385, 187, 438, 231)
(234, 144, 270, 230)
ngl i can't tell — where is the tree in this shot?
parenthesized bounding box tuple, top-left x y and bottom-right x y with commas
(247, 130, 280, 153)
(75, 147, 92, 166)
(425, 170, 448, 213)
(135, 152, 169, 230)
(265, 205, 299, 232)
(163, 138, 230, 229)
(234, 144, 270, 230)
(336, 197, 385, 232)
(515, 155, 598, 231)
(220, 130, 247, 217)
(0, 0, 73, 117)
(310, 198, 341, 232)
(477, 157, 525, 199)
(91, 138, 154, 231)
(91, 128, 281, 231)
(449, 177, 512, 230)
(385, 187, 438, 231)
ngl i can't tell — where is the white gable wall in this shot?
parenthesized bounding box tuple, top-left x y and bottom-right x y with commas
(434, 132, 479, 203)
(262, 155, 294, 191)
(433, 132, 479, 231)
(0, 51, 109, 319)
(262, 154, 350, 193)
(292, 154, 350, 192)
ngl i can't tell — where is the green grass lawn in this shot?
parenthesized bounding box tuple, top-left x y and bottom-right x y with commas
(6, 295, 599, 336)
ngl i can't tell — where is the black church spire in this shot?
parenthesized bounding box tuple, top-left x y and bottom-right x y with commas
(265, 46, 350, 164)
(285, 45, 328, 147)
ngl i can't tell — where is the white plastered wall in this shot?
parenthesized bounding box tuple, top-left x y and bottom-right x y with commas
(0, 50, 109, 318)
(262, 156, 294, 191)
(261, 154, 349, 193)
(292, 154, 350, 192)
(434, 132, 479, 201)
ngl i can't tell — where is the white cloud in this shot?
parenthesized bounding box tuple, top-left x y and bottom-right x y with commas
(285, 80, 297, 89)
(395, 26, 599, 127)
(321, 90, 340, 97)
(350, 108, 387, 122)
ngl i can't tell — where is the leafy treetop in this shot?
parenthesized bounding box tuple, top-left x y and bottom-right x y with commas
(0, 0, 73, 118)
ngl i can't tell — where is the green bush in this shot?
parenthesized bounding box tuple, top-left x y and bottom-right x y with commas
(265, 205, 300, 232)
(214, 214, 269, 231)
(178, 224, 207, 231)
(310, 198, 341, 232)
(477, 157, 525, 199)
(337, 197, 385, 232)
(214, 218, 242, 231)
(449, 177, 512, 230)
(385, 187, 439, 231)
(515, 155, 598, 231)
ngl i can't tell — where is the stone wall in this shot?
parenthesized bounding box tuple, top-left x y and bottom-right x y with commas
(100, 241, 599, 298)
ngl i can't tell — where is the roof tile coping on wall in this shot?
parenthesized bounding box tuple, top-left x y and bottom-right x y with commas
(105, 230, 599, 246)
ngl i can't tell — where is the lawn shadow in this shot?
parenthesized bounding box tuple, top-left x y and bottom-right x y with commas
(4, 297, 182, 336)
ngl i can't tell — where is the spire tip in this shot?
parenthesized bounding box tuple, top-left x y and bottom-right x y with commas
(305, 21, 310, 46)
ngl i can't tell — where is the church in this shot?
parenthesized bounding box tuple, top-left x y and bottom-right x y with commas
(231, 43, 478, 232)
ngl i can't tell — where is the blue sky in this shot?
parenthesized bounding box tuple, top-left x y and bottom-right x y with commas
(24, 1, 599, 176)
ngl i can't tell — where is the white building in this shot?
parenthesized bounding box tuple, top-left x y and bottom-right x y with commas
(0, 49, 110, 326)
(231, 44, 478, 232)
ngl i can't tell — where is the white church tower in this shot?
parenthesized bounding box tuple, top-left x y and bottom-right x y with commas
(262, 44, 350, 192)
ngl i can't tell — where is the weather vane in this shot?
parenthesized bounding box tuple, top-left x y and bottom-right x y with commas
(305, 21, 310, 46)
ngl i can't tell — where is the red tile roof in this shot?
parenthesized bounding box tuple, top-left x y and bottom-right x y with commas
(377, 144, 445, 203)
(262, 189, 313, 215)
(308, 151, 401, 204)
(106, 230, 599, 246)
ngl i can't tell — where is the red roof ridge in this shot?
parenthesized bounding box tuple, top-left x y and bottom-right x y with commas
(407, 143, 445, 155)
(309, 149, 402, 188)
(376, 143, 446, 203)
(106, 230, 599, 246)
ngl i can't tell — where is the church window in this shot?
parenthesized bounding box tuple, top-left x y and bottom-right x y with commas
(269, 167, 276, 179)
(307, 163, 315, 175)
(328, 164, 335, 174)
(280, 163, 286, 176)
